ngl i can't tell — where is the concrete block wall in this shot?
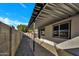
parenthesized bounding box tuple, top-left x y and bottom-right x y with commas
(0, 22, 23, 56)
(0, 22, 10, 56)
(11, 30, 17, 56)
(11, 30, 23, 56)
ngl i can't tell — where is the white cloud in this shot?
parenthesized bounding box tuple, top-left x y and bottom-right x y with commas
(0, 17, 28, 29)
(19, 3, 27, 8)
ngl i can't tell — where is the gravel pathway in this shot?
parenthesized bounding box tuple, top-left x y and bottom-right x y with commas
(15, 34, 34, 56)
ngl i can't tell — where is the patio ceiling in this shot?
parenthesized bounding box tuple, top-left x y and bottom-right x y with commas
(35, 3, 79, 28)
(28, 3, 46, 28)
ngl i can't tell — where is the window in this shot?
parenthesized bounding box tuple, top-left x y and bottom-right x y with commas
(53, 21, 71, 39)
(60, 23, 69, 38)
(53, 26, 59, 37)
(40, 28, 45, 36)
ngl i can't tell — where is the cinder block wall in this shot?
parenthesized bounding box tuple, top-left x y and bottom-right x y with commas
(11, 30, 22, 56)
(0, 22, 11, 56)
(0, 22, 22, 56)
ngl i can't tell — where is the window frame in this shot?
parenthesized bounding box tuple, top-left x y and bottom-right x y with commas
(53, 21, 71, 39)
(53, 25, 59, 37)
(40, 28, 45, 36)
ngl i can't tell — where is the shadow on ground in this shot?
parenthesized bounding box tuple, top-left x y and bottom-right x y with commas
(15, 34, 34, 56)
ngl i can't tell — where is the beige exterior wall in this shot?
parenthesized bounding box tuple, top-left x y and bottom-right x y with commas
(45, 25, 53, 41)
(45, 25, 67, 43)
(71, 15, 79, 38)
(40, 35, 46, 39)
(39, 14, 79, 43)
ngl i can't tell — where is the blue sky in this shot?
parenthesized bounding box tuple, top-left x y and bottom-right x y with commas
(0, 3, 35, 29)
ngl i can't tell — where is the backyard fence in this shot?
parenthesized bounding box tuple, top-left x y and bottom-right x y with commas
(0, 22, 23, 56)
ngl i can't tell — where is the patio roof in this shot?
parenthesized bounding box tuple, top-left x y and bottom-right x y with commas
(28, 3, 46, 28)
(28, 3, 79, 28)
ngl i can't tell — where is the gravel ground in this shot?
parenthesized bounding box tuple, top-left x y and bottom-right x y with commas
(15, 34, 34, 56)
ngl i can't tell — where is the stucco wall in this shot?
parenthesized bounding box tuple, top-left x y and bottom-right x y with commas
(71, 15, 79, 38)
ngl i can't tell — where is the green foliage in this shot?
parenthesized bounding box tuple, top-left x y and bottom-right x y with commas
(17, 24, 27, 32)
(29, 29, 33, 33)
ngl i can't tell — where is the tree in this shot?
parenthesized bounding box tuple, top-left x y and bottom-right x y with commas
(26, 25, 28, 32)
(17, 24, 27, 32)
(11, 25, 15, 29)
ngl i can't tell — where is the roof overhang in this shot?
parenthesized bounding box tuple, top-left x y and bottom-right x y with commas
(28, 3, 79, 28)
(28, 3, 46, 28)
